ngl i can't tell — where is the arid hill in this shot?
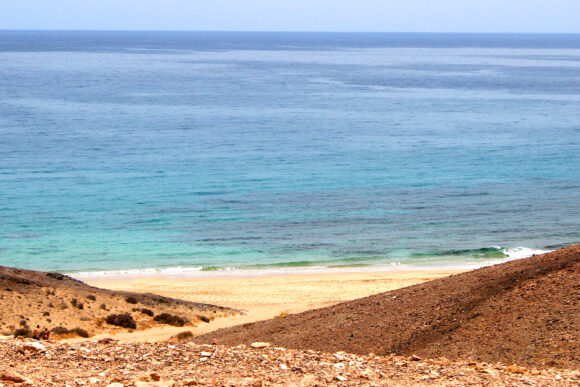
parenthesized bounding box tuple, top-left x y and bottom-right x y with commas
(0, 267, 236, 338)
(197, 245, 580, 369)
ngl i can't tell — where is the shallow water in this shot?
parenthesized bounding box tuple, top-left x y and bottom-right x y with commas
(0, 32, 579, 275)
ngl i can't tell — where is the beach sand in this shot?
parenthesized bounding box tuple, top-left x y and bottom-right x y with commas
(84, 269, 463, 342)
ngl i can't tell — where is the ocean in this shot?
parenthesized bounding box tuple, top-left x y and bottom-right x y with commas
(0, 31, 579, 277)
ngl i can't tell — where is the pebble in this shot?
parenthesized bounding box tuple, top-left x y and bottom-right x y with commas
(250, 342, 270, 348)
(21, 342, 46, 353)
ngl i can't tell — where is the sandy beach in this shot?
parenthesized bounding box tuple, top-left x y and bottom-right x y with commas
(83, 269, 463, 342)
(2, 247, 578, 385)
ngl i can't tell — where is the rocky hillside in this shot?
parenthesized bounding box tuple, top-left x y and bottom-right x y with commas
(198, 245, 580, 369)
(0, 267, 237, 338)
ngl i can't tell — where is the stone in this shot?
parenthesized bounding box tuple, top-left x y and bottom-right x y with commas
(21, 342, 46, 353)
(135, 381, 175, 387)
(150, 372, 161, 381)
(98, 338, 117, 344)
(105, 384, 124, 387)
(409, 354, 422, 361)
(200, 351, 212, 357)
(250, 342, 270, 348)
(0, 371, 27, 383)
(334, 375, 347, 381)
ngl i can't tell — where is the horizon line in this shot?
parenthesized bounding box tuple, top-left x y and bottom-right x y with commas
(1, 29, 580, 35)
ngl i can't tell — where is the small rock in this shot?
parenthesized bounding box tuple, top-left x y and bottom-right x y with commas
(334, 375, 347, 381)
(21, 342, 46, 353)
(150, 373, 161, 382)
(200, 351, 212, 357)
(409, 354, 422, 361)
(135, 381, 175, 387)
(105, 384, 124, 387)
(89, 377, 99, 384)
(0, 371, 27, 383)
(279, 364, 288, 370)
(250, 342, 270, 348)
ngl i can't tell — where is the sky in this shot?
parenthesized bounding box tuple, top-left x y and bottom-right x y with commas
(1, 0, 579, 33)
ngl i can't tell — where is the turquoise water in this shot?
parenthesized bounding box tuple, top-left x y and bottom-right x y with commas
(0, 32, 579, 275)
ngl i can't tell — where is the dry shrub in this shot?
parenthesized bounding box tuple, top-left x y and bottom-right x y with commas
(13, 328, 32, 338)
(172, 331, 194, 341)
(106, 313, 136, 329)
(153, 313, 188, 327)
(70, 327, 89, 338)
(51, 326, 69, 335)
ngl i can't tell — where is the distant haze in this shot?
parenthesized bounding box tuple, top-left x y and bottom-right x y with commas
(1, 0, 579, 33)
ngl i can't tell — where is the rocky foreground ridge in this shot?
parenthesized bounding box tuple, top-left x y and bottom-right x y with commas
(1, 338, 579, 386)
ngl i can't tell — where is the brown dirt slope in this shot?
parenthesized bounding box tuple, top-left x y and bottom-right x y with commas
(197, 245, 580, 369)
(0, 267, 237, 337)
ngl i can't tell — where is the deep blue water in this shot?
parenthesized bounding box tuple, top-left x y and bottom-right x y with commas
(0, 31, 579, 275)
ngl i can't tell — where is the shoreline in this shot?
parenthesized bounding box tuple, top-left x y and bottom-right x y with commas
(67, 246, 553, 281)
(84, 269, 465, 342)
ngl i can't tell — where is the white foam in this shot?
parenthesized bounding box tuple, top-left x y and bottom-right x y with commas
(502, 247, 553, 260)
(72, 266, 204, 279)
(69, 247, 556, 280)
(70, 262, 415, 280)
